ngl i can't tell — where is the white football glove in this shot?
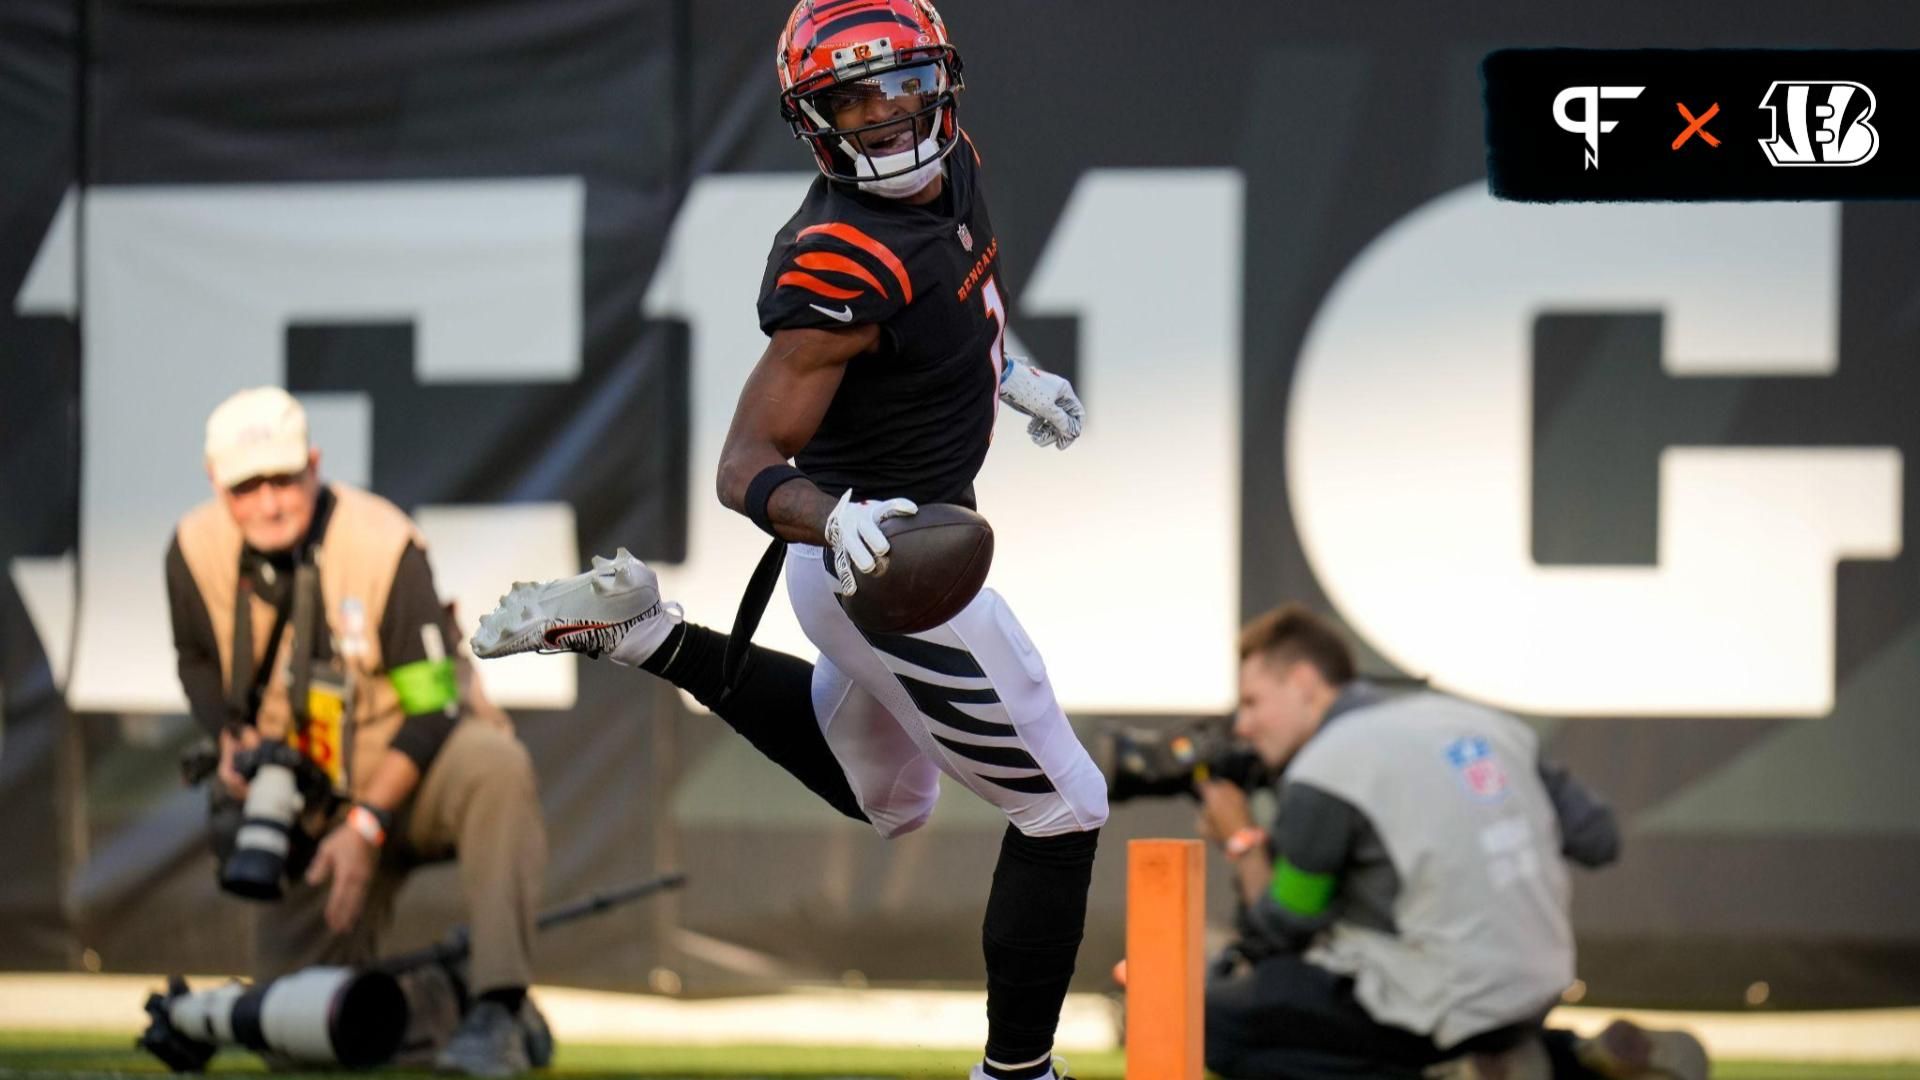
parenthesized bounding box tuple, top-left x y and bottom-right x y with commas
(823, 490, 918, 596)
(999, 357, 1084, 450)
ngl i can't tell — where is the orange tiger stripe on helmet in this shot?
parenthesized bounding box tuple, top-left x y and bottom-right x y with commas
(799, 222, 913, 303)
(776, 270, 864, 301)
(795, 251, 890, 298)
(793, 1, 929, 63)
(780, 0, 932, 94)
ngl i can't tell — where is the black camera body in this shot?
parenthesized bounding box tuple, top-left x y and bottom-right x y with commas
(1095, 715, 1276, 803)
(194, 739, 340, 901)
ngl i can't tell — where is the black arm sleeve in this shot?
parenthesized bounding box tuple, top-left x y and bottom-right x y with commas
(1241, 780, 1362, 949)
(379, 543, 461, 773)
(166, 535, 231, 738)
(1539, 758, 1620, 868)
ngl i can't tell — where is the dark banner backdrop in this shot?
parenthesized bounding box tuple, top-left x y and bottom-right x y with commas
(0, 0, 81, 974)
(3, 0, 1917, 1008)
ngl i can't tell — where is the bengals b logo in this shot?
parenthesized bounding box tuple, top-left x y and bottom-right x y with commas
(1758, 81, 1880, 166)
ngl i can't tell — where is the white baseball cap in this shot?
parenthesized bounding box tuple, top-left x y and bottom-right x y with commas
(204, 387, 310, 489)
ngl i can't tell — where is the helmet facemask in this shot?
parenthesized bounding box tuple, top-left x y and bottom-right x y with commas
(783, 42, 963, 198)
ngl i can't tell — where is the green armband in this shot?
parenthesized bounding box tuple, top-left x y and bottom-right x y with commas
(1269, 858, 1337, 916)
(389, 658, 457, 715)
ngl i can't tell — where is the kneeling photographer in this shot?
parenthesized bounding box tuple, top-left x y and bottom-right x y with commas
(1109, 605, 1705, 1080)
(167, 387, 550, 1077)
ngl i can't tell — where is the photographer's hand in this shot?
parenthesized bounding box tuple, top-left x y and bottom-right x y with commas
(1198, 779, 1277, 911)
(216, 725, 261, 800)
(1196, 779, 1255, 844)
(306, 824, 376, 934)
(301, 748, 416, 933)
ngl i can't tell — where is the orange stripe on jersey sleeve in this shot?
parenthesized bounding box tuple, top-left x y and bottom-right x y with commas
(961, 128, 982, 166)
(776, 270, 863, 301)
(795, 251, 889, 298)
(799, 223, 913, 303)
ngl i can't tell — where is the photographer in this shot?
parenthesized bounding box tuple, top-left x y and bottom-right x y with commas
(1192, 605, 1705, 1080)
(165, 387, 549, 1077)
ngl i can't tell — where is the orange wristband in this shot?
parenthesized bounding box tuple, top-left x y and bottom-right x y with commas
(347, 804, 388, 848)
(1224, 826, 1268, 860)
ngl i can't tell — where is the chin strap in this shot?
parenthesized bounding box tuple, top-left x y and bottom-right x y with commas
(843, 132, 946, 198)
(857, 159, 943, 199)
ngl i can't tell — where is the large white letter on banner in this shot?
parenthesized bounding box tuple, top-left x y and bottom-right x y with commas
(51, 180, 586, 712)
(1288, 187, 1901, 717)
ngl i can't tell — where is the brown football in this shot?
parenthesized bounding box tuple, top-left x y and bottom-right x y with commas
(829, 503, 995, 634)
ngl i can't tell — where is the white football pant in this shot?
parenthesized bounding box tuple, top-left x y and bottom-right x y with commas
(785, 543, 1110, 839)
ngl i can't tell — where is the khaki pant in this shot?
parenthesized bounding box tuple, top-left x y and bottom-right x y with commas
(232, 721, 547, 995)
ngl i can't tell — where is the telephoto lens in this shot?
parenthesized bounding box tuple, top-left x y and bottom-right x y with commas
(220, 742, 310, 900)
(142, 968, 409, 1071)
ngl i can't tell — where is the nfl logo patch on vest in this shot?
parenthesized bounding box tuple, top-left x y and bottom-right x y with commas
(1444, 736, 1509, 802)
(957, 223, 973, 251)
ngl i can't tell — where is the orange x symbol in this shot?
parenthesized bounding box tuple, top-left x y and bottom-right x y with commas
(1673, 102, 1721, 149)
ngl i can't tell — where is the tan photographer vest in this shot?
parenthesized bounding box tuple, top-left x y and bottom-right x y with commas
(175, 483, 506, 799)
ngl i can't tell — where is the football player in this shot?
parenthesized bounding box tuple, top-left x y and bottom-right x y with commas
(474, 3, 1105, 1078)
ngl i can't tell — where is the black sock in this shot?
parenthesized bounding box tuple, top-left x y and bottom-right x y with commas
(980, 1056, 1054, 1079)
(642, 622, 868, 824)
(982, 825, 1099, 1072)
(639, 623, 697, 684)
(477, 986, 525, 1013)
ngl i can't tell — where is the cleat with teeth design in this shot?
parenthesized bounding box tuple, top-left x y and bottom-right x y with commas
(471, 547, 679, 662)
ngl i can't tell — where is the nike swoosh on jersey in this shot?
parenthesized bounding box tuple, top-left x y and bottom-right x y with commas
(810, 303, 855, 322)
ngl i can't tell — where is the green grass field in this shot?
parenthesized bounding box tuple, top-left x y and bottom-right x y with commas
(1, 1031, 1915, 1080)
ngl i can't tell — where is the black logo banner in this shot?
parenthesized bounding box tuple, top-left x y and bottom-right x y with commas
(1484, 49, 1920, 201)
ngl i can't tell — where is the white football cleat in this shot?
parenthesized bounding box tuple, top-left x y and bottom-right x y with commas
(471, 547, 680, 664)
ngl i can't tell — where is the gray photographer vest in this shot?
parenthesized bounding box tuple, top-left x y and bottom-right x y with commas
(1292, 692, 1573, 1048)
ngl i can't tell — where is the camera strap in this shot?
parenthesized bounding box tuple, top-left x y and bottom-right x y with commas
(227, 564, 294, 728)
(225, 490, 338, 730)
(286, 559, 321, 735)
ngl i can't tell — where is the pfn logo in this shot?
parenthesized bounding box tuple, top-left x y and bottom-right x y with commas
(1759, 81, 1880, 166)
(1553, 85, 1645, 169)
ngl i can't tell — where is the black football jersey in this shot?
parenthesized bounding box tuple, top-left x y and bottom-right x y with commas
(756, 134, 1006, 507)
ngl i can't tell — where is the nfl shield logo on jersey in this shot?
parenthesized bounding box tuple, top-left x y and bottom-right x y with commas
(1444, 736, 1509, 802)
(957, 223, 973, 251)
